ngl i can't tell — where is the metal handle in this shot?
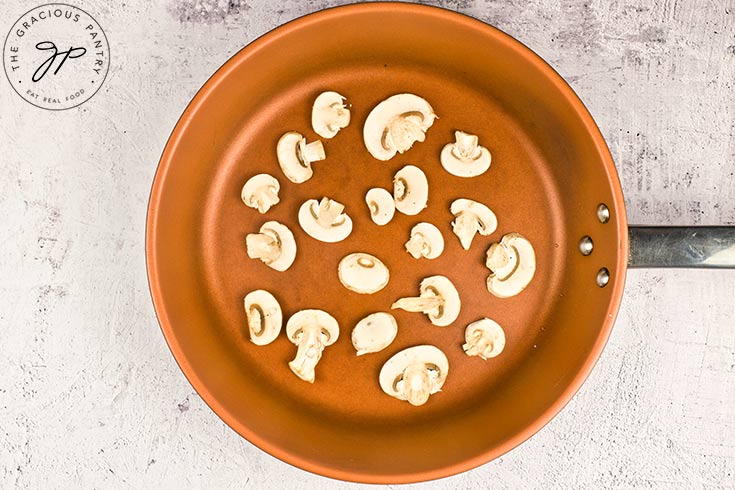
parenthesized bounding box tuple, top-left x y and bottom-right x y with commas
(628, 226, 735, 268)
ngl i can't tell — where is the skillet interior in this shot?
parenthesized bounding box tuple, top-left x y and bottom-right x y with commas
(147, 3, 628, 483)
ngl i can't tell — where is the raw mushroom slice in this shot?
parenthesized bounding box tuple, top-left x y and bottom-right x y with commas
(298, 197, 353, 242)
(450, 199, 498, 250)
(486, 232, 536, 298)
(363, 93, 437, 161)
(379, 345, 449, 406)
(277, 131, 326, 183)
(365, 188, 395, 225)
(246, 221, 296, 271)
(393, 165, 428, 215)
(241, 174, 280, 214)
(338, 253, 389, 294)
(243, 290, 282, 346)
(351, 312, 398, 356)
(463, 318, 506, 360)
(391, 275, 460, 327)
(440, 130, 492, 177)
(405, 222, 444, 259)
(311, 91, 350, 139)
(286, 309, 339, 383)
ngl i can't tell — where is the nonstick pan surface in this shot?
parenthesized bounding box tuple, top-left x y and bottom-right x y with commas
(146, 3, 628, 483)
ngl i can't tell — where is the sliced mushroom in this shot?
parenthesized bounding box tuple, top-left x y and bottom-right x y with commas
(286, 309, 339, 383)
(365, 188, 395, 225)
(393, 165, 428, 215)
(450, 199, 498, 250)
(405, 222, 444, 259)
(246, 221, 296, 271)
(463, 318, 505, 360)
(243, 290, 282, 346)
(391, 275, 460, 327)
(241, 174, 280, 214)
(277, 131, 326, 184)
(379, 345, 448, 406)
(298, 197, 353, 242)
(338, 253, 389, 294)
(312, 91, 350, 139)
(486, 232, 536, 298)
(363, 94, 437, 161)
(440, 130, 492, 177)
(351, 312, 398, 356)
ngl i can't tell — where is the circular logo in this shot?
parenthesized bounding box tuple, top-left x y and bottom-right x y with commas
(3, 3, 109, 110)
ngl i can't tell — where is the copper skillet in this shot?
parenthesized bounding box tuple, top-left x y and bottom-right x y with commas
(145, 3, 735, 484)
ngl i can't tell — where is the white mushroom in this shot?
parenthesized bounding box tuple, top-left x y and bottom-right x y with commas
(286, 309, 339, 383)
(440, 131, 492, 177)
(338, 253, 389, 294)
(311, 91, 350, 139)
(379, 345, 448, 406)
(363, 93, 437, 161)
(351, 312, 398, 356)
(450, 199, 498, 250)
(246, 221, 296, 271)
(241, 174, 280, 214)
(393, 165, 428, 215)
(463, 318, 505, 360)
(486, 232, 536, 298)
(297, 197, 353, 242)
(391, 275, 460, 327)
(276, 131, 326, 183)
(405, 222, 444, 259)
(243, 290, 282, 346)
(365, 188, 395, 225)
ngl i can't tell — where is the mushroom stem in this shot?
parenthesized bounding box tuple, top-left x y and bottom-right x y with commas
(325, 103, 349, 131)
(316, 198, 345, 227)
(385, 115, 427, 153)
(452, 131, 482, 161)
(288, 325, 327, 383)
(452, 213, 481, 250)
(246, 233, 279, 262)
(399, 363, 432, 406)
(463, 330, 492, 359)
(405, 233, 429, 259)
(254, 186, 280, 213)
(391, 295, 444, 314)
(298, 139, 326, 164)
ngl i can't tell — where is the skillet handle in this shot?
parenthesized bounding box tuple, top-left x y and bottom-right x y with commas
(628, 226, 735, 268)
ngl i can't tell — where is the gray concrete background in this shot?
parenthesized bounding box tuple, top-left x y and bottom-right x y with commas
(1, 0, 734, 488)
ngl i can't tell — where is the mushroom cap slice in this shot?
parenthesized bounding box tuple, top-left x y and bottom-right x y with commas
(363, 94, 437, 161)
(440, 130, 492, 177)
(393, 165, 428, 216)
(486, 232, 536, 298)
(245, 221, 296, 271)
(405, 222, 444, 259)
(379, 345, 449, 406)
(463, 318, 505, 360)
(351, 312, 398, 356)
(391, 275, 461, 327)
(277, 131, 326, 184)
(365, 188, 395, 225)
(312, 91, 350, 139)
(241, 174, 280, 214)
(338, 252, 390, 294)
(286, 309, 340, 383)
(450, 199, 498, 250)
(243, 290, 282, 346)
(297, 197, 353, 243)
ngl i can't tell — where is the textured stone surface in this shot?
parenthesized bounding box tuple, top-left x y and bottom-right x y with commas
(1, 0, 733, 488)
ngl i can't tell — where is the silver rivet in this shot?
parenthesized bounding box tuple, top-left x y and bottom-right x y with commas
(597, 203, 610, 223)
(578, 236, 594, 256)
(596, 268, 610, 287)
